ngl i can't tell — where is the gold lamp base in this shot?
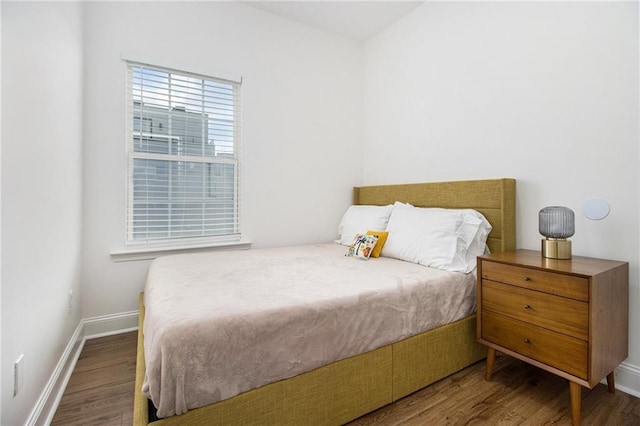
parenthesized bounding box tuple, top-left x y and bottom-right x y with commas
(541, 238, 572, 259)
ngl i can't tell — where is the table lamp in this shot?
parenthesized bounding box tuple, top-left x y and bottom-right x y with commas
(539, 206, 574, 259)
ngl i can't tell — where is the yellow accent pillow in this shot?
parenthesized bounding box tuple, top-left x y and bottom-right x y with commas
(366, 230, 389, 258)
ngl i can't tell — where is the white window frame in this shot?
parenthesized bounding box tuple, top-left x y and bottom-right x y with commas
(114, 54, 246, 260)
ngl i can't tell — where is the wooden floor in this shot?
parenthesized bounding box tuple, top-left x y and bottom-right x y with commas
(52, 331, 640, 426)
(51, 332, 137, 426)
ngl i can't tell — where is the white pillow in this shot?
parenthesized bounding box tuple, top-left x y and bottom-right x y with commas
(382, 206, 491, 273)
(337, 204, 393, 245)
(459, 209, 492, 269)
(393, 201, 413, 209)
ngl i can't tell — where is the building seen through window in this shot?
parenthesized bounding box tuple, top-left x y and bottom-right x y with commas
(128, 64, 240, 243)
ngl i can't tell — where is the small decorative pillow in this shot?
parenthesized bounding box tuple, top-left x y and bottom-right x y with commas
(346, 234, 379, 260)
(366, 230, 389, 258)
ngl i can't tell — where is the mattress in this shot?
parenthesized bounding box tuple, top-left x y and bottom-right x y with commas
(142, 243, 477, 418)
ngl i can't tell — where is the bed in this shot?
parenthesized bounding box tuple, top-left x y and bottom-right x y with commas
(134, 178, 516, 425)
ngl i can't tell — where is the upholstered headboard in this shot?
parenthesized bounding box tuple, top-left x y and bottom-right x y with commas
(353, 178, 516, 254)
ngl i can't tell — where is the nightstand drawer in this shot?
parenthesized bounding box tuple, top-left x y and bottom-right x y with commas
(481, 261, 589, 301)
(482, 311, 588, 379)
(482, 280, 588, 340)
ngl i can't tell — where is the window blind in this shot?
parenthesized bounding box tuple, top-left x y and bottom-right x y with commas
(125, 61, 241, 244)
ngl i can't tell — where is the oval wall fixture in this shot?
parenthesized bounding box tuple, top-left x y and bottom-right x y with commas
(582, 198, 610, 220)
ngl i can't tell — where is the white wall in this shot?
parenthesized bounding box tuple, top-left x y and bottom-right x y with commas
(0, 3, 3, 422)
(1, 2, 84, 425)
(364, 2, 639, 365)
(81, 2, 363, 318)
(1, 2, 4, 422)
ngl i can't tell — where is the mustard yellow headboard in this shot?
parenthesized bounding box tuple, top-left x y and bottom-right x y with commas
(353, 178, 516, 254)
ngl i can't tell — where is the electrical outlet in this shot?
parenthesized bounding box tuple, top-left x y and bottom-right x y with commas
(68, 290, 73, 313)
(14, 354, 24, 397)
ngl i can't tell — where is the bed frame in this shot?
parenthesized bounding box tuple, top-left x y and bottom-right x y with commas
(134, 178, 516, 425)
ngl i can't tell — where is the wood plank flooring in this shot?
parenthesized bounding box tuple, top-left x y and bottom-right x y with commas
(349, 356, 640, 425)
(52, 331, 640, 425)
(51, 332, 137, 426)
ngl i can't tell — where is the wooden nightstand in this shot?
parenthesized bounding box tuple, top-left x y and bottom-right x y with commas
(477, 250, 628, 426)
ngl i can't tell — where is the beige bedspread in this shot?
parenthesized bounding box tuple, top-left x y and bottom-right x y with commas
(142, 243, 476, 418)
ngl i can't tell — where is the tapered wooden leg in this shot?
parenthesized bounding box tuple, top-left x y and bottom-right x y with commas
(569, 381, 581, 426)
(485, 347, 496, 382)
(606, 372, 616, 393)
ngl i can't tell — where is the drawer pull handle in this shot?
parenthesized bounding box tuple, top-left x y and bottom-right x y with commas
(524, 338, 531, 344)
(524, 304, 531, 310)
(524, 276, 531, 281)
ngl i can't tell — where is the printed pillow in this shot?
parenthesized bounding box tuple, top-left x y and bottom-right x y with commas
(336, 204, 393, 245)
(346, 234, 379, 260)
(366, 230, 389, 258)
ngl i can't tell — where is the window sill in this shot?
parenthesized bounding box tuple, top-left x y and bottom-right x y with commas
(110, 239, 252, 262)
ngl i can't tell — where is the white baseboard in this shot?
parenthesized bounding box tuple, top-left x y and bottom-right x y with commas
(26, 311, 139, 426)
(83, 310, 139, 339)
(26, 322, 85, 426)
(610, 361, 640, 398)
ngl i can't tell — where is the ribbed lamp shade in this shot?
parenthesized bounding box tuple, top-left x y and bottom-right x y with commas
(539, 206, 575, 238)
(539, 206, 574, 259)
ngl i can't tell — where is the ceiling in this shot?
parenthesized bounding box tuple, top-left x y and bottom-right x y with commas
(240, 1, 424, 42)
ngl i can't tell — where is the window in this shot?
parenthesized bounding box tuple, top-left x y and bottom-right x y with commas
(125, 61, 241, 245)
